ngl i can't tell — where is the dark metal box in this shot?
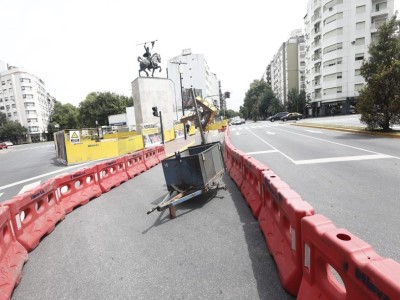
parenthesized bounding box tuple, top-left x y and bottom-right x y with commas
(161, 142, 224, 192)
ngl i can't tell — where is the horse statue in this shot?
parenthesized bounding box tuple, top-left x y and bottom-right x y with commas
(138, 53, 162, 77)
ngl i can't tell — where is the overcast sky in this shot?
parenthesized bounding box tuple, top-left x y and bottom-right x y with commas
(1, 0, 399, 111)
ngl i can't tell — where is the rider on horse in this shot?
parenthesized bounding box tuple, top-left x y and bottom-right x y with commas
(143, 42, 154, 68)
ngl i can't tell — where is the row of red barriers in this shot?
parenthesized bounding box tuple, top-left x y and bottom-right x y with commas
(0, 145, 165, 298)
(223, 128, 400, 299)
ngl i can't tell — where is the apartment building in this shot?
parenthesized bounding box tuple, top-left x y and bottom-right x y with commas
(265, 30, 306, 106)
(167, 49, 220, 118)
(304, 0, 394, 117)
(0, 62, 55, 142)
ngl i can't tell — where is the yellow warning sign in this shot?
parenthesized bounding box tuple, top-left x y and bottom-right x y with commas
(70, 130, 81, 144)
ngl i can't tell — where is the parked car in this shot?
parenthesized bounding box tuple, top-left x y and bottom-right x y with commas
(0, 142, 8, 150)
(268, 112, 288, 122)
(4, 141, 13, 146)
(280, 112, 303, 121)
(230, 117, 245, 125)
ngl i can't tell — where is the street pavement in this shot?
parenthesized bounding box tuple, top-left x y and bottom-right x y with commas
(12, 131, 294, 300)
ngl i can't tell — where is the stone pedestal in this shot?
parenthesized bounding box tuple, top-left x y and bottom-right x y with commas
(131, 77, 177, 133)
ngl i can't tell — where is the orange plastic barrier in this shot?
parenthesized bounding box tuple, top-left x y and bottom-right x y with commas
(298, 214, 400, 300)
(229, 148, 246, 188)
(124, 151, 147, 179)
(2, 179, 65, 252)
(223, 131, 233, 172)
(0, 206, 28, 299)
(260, 184, 314, 296)
(54, 166, 102, 214)
(143, 147, 159, 169)
(156, 145, 166, 161)
(97, 157, 129, 193)
(240, 156, 269, 218)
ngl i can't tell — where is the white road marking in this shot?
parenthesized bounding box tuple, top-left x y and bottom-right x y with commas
(0, 193, 3, 199)
(266, 131, 276, 135)
(246, 150, 279, 155)
(0, 161, 96, 191)
(245, 127, 397, 165)
(295, 154, 392, 165)
(18, 181, 41, 194)
(305, 130, 323, 134)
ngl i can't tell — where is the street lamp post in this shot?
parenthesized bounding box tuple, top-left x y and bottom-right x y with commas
(170, 61, 188, 140)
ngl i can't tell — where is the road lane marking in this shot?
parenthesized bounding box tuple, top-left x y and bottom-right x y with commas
(245, 127, 396, 164)
(0, 193, 3, 200)
(18, 181, 41, 194)
(305, 130, 323, 134)
(266, 131, 275, 135)
(0, 161, 96, 191)
(246, 150, 279, 155)
(295, 154, 392, 165)
(245, 129, 296, 164)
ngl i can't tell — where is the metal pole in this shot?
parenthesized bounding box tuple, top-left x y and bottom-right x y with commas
(159, 111, 165, 144)
(191, 88, 206, 145)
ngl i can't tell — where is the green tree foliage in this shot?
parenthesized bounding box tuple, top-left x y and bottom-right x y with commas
(243, 80, 276, 121)
(79, 92, 133, 127)
(287, 88, 307, 113)
(356, 16, 400, 130)
(49, 101, 80, 130)
(0, 119, 27, 141)
(218, 109, 240, 119)
(268, 98, 285, 116)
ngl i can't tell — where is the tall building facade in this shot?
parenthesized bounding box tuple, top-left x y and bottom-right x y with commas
(267, 31, 306, 106)
(304, 0, 394, 117)
(167, 49, 220, 118)
(0, 62, 55, 142)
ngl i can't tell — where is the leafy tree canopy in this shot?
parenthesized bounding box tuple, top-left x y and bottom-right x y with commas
(243, 80, 276, 121)
(0, 119, 27, 140)
(79, 92, 133, 127)
(357, 15, 400, 130)
(49, 101, 80, 130)
(287, 88, 307, 114)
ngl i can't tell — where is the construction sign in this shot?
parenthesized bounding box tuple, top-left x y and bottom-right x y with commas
(70, 131, 81, 144)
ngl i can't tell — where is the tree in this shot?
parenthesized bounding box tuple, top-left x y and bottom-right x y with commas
(287, 88, 307, 113)
(0, 120, 27, 141)
(78, 92, 133, 127)
(268, 98, 285, 116)
(49, 101, 80, 130)
(243, 80, 276, 121)
(356, 16, 400, 130)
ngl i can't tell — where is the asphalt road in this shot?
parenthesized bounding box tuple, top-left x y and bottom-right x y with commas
(228, 120, 400, 262)
(12, 156, 294, 300)
(0, 142, 99, 202)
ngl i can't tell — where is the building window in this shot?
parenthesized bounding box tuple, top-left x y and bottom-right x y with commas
(356, 5, 366, 13)
(355, 37, 365, 45)
(337, 72, 342, 79)
(13, 112, 17, 116)
(355, 83, 364, 91)
(355, 53, 364, 61)
(20, 78, 31, 83)
(356, 22, 365, 30)
(355, 69, 361, 76)
(12, 104, 16, 108)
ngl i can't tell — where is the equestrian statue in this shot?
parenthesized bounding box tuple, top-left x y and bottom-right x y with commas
(137, 41, 162, 77)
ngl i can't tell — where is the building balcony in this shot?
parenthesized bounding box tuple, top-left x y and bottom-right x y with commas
(371, 8, 389, 18)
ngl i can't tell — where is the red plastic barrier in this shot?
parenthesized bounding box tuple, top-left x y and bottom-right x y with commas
(240, 156, 269, 218)
(54, 166, 102, 214)
(258, 171, 291, 243)
(156, 145, 166, 161)
(229, 148, 246, 188)
(143, 147, 159, 169)
(260, 184, 315, 296)
(1, 179, 66, 252)
(298, 214, 400, 300)
(223, 131, 233, 172)
(0, 206, 28, 299)
(124, 151, 147, 179)
(97, 157, 129, 193)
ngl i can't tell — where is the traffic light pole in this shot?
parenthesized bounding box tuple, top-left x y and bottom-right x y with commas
(159, 111, 164, 145)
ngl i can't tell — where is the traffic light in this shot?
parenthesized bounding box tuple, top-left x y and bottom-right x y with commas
(224, 91, 230, 98)
(152, 106, 158, 117)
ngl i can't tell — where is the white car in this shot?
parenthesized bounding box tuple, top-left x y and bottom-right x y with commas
(4, 141, 13, 146)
